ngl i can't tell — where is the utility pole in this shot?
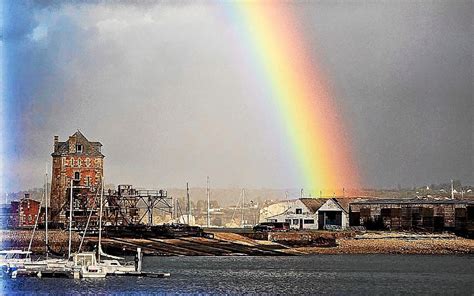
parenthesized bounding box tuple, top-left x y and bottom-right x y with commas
(206, 176, 210, 228)
(300, 188, 303, 198)
(186, 182, 190, 225)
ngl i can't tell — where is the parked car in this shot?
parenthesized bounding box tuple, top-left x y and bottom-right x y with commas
(253, 222, 290, 232)
(253, 224, 275, 232)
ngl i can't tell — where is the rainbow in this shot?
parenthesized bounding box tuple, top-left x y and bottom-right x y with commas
(224, 2, 360, 194)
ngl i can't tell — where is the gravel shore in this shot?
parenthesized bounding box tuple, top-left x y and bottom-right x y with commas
(285, 233, 474, 255)
(2, 229, 472, 256)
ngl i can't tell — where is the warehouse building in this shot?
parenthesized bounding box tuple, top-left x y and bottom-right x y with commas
(349, 198, 474, 234)
(259, 198, 355, 230)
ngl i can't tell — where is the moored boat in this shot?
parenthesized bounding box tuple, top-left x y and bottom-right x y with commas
(0, 250, 32, 268)
(73, 252, 106, 278)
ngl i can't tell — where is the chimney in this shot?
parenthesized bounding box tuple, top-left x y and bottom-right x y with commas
(69, 135, 76, 153)
(54, 136, 59, 152)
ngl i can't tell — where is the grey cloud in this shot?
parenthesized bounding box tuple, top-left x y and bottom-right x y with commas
(3, 1, 473, 192)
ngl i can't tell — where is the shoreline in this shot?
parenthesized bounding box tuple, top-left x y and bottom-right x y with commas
(1, 229, 472, 256)
(283, 237, 474, 255)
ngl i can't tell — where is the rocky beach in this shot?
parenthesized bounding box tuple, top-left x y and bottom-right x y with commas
(285, 232, 474, 255)
(1, 229, 472, 256)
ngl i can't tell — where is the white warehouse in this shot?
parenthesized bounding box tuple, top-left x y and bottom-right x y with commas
(259, 198, 352, 230)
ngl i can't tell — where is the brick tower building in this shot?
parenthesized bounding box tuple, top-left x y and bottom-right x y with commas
(50, 130, 104, 223)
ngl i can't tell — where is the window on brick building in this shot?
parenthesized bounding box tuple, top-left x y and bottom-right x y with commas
(74, 172, 80, 180)
(76, 144, 83, 153)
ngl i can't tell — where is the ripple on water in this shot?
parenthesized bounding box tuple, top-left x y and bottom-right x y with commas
(2, 255, 474, 295)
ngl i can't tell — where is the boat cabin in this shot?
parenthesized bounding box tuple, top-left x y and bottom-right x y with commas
(73, 252, 97, 267)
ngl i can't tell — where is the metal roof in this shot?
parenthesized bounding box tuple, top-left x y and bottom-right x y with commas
(350, 198, 474, 205)
(300, 198, 328, 213)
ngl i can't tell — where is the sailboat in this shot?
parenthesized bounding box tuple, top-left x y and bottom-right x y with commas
(23, 171, 70, 273)
(73, 252, 106, 278)
(22, 178, 97, 276)
(1, 171, 47, 273)
(95, 178, 136, 275)
(12, 174, 140, 278)
(66, 177, 137, 278)
(69, 178, 107, 278)
(72, 178, 136, 278)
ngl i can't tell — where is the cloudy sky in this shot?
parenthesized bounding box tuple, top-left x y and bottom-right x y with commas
(2, 1, 472, 192)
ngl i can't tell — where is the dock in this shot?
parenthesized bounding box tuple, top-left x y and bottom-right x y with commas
(13, 269, 170, 279)
(109, 272, 170, 278)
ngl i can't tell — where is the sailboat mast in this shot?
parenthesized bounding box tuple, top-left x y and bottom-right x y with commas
(241, 189, 245, 227)
(45, 167, 49, 259)
(28, 182, 44, 257)
(206, 176, 210, 228)
(186, 182, 190, 225)
(98, 177, 104, 263)
(68, 179, 73, 259)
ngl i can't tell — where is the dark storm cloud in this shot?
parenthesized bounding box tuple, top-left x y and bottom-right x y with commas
(296, 1, 472, 188)
(3, 1, 472, 192)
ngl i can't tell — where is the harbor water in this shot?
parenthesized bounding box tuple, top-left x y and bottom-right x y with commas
(3, 254, 474, 295)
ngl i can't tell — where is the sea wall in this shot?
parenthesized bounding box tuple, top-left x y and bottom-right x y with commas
(243, 231, 354, 247)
